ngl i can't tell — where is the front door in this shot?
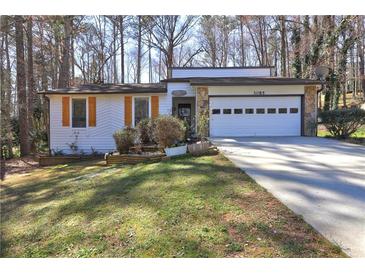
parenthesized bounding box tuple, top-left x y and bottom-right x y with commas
(178, 103, 192, 129)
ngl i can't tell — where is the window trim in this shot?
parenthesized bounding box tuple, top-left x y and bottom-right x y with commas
(132, 96, 151, 127)
(71, 97, 88, 128)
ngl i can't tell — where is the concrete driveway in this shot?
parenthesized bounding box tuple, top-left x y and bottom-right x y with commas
(212, 137, 365, 257)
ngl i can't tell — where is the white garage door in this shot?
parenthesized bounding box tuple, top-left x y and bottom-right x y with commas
(209, 96, 301, 137)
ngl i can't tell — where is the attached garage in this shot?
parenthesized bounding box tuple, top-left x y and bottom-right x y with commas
(209, 96, 302, 137)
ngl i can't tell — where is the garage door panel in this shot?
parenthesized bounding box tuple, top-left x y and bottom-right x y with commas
(210, 96, 301, 137)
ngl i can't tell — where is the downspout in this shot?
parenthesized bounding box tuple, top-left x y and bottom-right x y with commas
(316, 82, 325, 137)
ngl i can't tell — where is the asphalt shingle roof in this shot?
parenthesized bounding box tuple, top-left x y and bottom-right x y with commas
(161, 77, 320, 86)
(38, 83, 167, 94)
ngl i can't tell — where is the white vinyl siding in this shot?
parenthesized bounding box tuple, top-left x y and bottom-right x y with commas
(167, 82, 196, 96)
(171, 68, 271, 78)
(48, 93, 171, 154)
(210, 96, 301, 137)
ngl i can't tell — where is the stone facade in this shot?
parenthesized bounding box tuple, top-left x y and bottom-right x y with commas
(196, 86, 209, 137)
(304, 85, 318, 136)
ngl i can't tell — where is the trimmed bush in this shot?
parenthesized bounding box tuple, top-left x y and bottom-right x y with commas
(136, 118, 155, 144)
(113, 127, 138, 154)
(319, 108, 365, 138)
(153, 116, 186, 148)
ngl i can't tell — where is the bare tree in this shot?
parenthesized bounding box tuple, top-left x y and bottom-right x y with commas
(26, 16, 37, 151)
(147, 16, 197, 77)
(291, 16, 302, 78)
(357, 16, 365, 98)
(279, 16, 287, 76)
(238, 16, 246, 66)
(15, 15, 30, 156)
(58, 16, 72, 88)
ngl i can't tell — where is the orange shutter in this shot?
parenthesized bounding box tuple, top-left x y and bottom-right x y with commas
(88, 96, 96, 127)
(62, 96, 70, 127)
(151, 96, 159, 119)
(124, 96, 132, 126)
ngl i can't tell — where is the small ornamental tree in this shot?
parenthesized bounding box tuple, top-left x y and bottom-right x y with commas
(319, 108, 365, 138)
(136, 118, 155, 144)
(153, 116, 186, 148)
(113, 127, 138, 154)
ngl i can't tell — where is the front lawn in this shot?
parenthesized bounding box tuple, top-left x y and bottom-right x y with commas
(0, 154, 344, 257)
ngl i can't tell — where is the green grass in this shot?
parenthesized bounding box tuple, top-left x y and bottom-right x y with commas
(318, 126, 365, 138)
(318, 126, 365, 145)
(0, 154, 345, 258)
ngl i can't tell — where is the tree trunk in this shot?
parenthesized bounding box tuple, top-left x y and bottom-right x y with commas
(166, 43, 174, 78)
(324, 16, 335, 110)
(358, 16, 365, 98)
(113, 19, 118, 83)
(292, 16, 302, 78)
(71, 29, 75, 84)
(302, 15, 311, 78)
(1, 24, 6, 162)
(52, 28, 60, 89)
(334, 32, 356, 109)
(26, 16, 36, 152)
(136, 16, 142, 83)
(1, 16, 14, 158)
(285, 28, 290, 77)
(158, 48, 162, 81)
(15, 15, 30, 156)
(58, 16, 72, 88)
(39, 19, 48, 91)
(148, 33, 152, 82)
(279, 16, 287, 76)
(239, 18, 245, 66)
(119, 16, 125, 83)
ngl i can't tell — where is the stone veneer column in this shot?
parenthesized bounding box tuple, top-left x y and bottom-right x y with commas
(304, 85, 318, 136)
(196, 86, 209, 137)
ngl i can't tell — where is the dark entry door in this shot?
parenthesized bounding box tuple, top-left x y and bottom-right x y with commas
(178, 103, 192, 128)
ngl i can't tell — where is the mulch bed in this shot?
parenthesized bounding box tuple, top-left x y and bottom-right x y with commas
(3, 156, 40, 176)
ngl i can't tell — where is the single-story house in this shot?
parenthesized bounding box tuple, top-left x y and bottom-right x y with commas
(39, 66, 320, 154)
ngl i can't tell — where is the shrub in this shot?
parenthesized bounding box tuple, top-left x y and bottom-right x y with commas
(153, 116, 186, 148)
(113, 127, 138, 154)
(182, 119, 190, 140)
(136, 118, 155, 144)
(319, 108, 365, 138)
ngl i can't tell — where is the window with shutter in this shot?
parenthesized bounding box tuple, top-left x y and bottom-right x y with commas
(151, 96, 159, 119)
(88, 97, 96, 127)
(125, 96, 132, 126)
(62, 96, 70, 127)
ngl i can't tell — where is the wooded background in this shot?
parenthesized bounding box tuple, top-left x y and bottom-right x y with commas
(0, 15, 364, 158)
